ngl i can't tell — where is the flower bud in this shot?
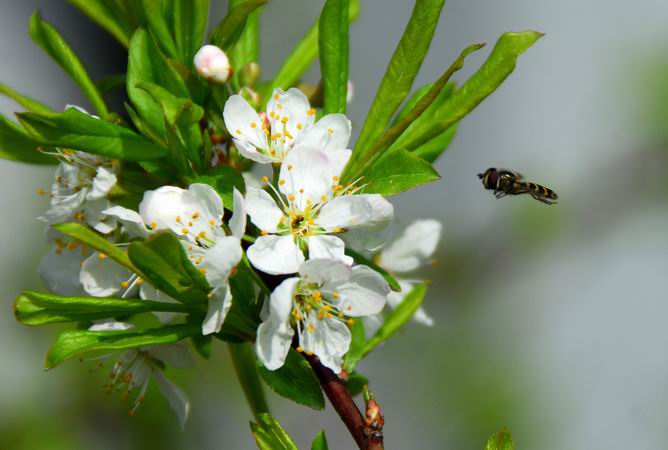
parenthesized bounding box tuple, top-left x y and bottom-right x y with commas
(239, 62, 260, 87)
(193, 45, 232, 84)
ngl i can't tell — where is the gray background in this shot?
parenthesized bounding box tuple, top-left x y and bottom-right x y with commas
(2, 1, 668, 449)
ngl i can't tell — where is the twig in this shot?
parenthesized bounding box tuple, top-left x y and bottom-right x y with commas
(303, 353, 385, 450)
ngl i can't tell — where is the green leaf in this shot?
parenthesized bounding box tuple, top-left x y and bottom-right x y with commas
(227, 0, 264, 91)
(127, 28, 190, 138)
(363, 282, 429, 357)
(319, 0, 349, 114)
(17, 108, 167, 161)
(173, 0, 210, 66)
(53, 222, 138, 273)
(14, 290, 190, 326)
(364, 149, 440, 196)
(67, 0, 135, 47)
(345, 248, 401, 292)
(261, 0, 359, 107)
(250, 413, 298, 450)
(311, 431, 329, 450)
(45, 323, 200, 369)
(128, 232, 210, 305)
(220, 268, 262, 341)
(346, 371, 368, 397)
(350, 0, 445, 164)
(136, 82, 204, 127)
(412, 124, 457, 163)
(210, 0, 267, 51)
(485, 429, 515, 450)
(257, 348, 325, 410)
(96, 74, 127, 96)
(0, 83, 54, 114)
(140, 0, 179, 59)
(0, 114, 55, 165)
(392, 31, 544, 151)
(345, 42, 483, 182)
(29, 11, 109, 118)
(192, 166, 246, 210)
(191, 334, 212, 358)
(343, 318, 365, 372)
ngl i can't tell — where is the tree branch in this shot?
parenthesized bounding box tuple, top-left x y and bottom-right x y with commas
(303, 352, 384, 450)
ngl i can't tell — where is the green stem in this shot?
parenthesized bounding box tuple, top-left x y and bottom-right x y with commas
(228, 342, 269, 419)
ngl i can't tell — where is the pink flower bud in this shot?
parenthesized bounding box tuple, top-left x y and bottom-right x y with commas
(193, 45, 232, 84)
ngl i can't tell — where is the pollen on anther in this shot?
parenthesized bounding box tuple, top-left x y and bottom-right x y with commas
(307, 108, 316, 116)
(274, 94, 279, 100)
(279, 179, 285, 186)
(332, 175, 339, 181)
(181, 227, 189, 234)
(175, 216, 182, 223)
(192, 212, 200, 219)
(98, 253, 107, 260)
(327, 128, 334, 134)
(276, 103, 283, 110)
(281, 116, 288, 124)
(136, 278, 144, 285)
(36, 188, 46, 196)
(261, 230, 269, 236)
(198, 231, 206, 239)
(208, 219, 216, 226)
(200, 268, 207, 274)
(150, 222, 158, 229)
(261, 175, 269, 183)
(332, 291, 340, 299)
(250, 122, 257, 128)
(120, 281, 129, 289)
(296, 123, 303, 130)
(320, 195, 328, 202)
(288, 194, 295, 201)
(287, 164, 293, 171)
(306, 324, 315, 333)
(269, 111, 276, 118)
(299, 188, 304, 194)
(296, 346, 304, 353)
(236, 129, 242, 135)
(347, 319, 354, 325)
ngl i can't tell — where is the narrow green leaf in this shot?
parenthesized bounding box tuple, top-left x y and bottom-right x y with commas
(17, 108, 167, 161)
(319, 0, 349, 114)
(127, 28, 190, 138)
(363, 282, 429, 357)
(53, 222, 137, 273)
(412, 124, 457, 163)
(261, 0, 359, 107)
(311, 431, 329, 450)
(258, 348, 325, 410)
(128, 232, 210, 305)
(173, 0, 210, 66)
(228, 341, 270, 416)
(251, 413, 299, 450)
(343, 318, 365, 372)
(346, 371, 368, 397)
(136, 82, 204, 127)
(485, 429, 515, 450)
(393, 31, 544, 151)
(96, 74, 127, 95)
(0, 83, 54, 114)
(364, 149, 440, 196)
(141, 0, 178, 59)
(191, 334, 212, 358)
(391, 83, 433, 126)
(344, 42, 483, 182)
(0, 114, 55, 165)
(351, 0, 445, 161)
(29, 11, 109, 118)
(67, 0, 134, 47)
(46, 323, 200, 369)
(210, 0, 267, 51)
(345, 248, 401, 292)
(14, 290, 190, 326)
(227, 0, 264, 91)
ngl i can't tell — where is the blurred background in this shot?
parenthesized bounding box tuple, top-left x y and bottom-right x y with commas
(2, 0, 668, 448)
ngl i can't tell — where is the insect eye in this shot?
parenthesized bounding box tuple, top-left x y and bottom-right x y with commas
(487, 170, 499, 187)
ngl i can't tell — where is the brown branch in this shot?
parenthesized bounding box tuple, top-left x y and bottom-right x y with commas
(303, 352, 384, 450)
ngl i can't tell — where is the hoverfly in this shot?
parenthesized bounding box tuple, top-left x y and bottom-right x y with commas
(477, 168, 558, 205)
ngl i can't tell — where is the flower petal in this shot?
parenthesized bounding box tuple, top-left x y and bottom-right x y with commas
(202, 283, 233, 335)
(245, 188, 283, 233)
(88, 320, 133, 331)
(306, 236, 353, 266)
(103, 205, 150, 239)
(247, 235, 304, 275)
(147, 342, 195, 368)
(235, 139, 277, 164)
(44, 190, 86, 224)
(266, 88, 314, 145)
(386, 280, 433, 326)
(300, 312, 351, 373)
(223, 95, 268, 149)
(299, 258, 352, 286)
(201, 236, 242, 287)
(256, 277, 298, 370)
(316, 194, 393, 231)
(332, 265, 389, 317)
(229, 188, 247, 238)
(378, 219, 442, 273)
(280, 146, 351, 210)
(298, 113, 351, 152)
(84, 199, 117, 234)
(153, 371, 190, 429)
(80, 253, 133, 297)
(87, 166, 117, 200)
(38, 246, 86, 296)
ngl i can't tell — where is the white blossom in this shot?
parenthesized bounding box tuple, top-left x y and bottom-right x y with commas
(245, 145, 393, 275)
(223, 87, 351, 164)
(256, 259, 389, 373)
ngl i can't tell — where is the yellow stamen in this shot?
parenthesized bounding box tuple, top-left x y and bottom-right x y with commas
(261, 176, 269, 183)
(279, 179, 285, 186)
(36, 188, 46, 196)
(296, 123, 303, 130)
(181, 227, 189, 234)
(296, 346, 304, 353)
(307, 108, 316, 116)
(261, 230, 269, 236)
(150, 222, 158, 229)
(120, 281, 129, 289)
(288, 194, 295, 201)
(250, 122, 257, 128)
(98, 253, 107, 260)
